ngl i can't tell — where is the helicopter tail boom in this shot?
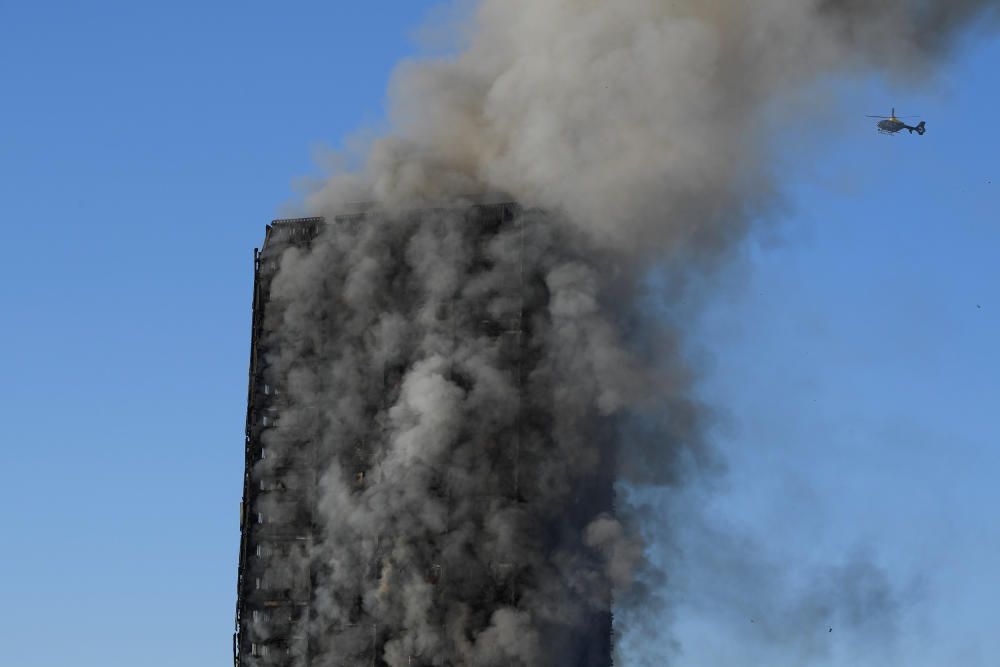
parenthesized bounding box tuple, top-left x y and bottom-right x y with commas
(907, 121, 926, 135)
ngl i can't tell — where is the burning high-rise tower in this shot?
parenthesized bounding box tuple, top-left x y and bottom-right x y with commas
(233, 2, 996, 665)
(235, 204, 618, 666)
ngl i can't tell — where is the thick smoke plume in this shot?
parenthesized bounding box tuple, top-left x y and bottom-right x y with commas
(260, 1, 995, 665)
(310, 0, 995, 257)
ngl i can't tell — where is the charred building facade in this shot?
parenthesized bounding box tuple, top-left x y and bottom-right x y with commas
(236, 216, 323, 665)
(235, 204, 616, 666)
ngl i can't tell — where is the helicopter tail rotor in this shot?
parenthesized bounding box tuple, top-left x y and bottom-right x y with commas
(915, 121, 926, 135)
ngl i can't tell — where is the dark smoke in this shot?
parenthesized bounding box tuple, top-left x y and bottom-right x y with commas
(260, 1, 996, 665)
(264, 208, 651, 664)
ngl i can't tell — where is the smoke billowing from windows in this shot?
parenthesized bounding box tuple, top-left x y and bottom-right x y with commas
(246, 2, 996, 665)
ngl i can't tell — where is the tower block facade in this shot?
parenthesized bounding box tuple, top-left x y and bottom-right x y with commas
(235, 205, 614, 666)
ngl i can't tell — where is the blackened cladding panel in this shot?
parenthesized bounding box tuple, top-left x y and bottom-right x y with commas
(234, 207, 614, 666)
(236, 218, 322, 667)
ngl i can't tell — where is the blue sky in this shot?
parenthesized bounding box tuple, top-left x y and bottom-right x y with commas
(1, 3, 997, 666)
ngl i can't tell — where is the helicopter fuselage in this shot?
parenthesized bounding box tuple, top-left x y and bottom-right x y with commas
(876, 116, 925, 135)
(878, 118, 906, 133)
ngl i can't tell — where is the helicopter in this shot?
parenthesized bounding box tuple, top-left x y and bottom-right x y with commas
(866, 108, 926, 136)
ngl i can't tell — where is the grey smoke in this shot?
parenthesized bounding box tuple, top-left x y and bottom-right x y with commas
(264, 210, 628, 664)
(309, 0, 996, 256)
(260, 1, 997, 665)
(629, 483, 924, 665)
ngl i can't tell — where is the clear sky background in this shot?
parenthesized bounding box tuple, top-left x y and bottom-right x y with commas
(0, 2, 997, 666)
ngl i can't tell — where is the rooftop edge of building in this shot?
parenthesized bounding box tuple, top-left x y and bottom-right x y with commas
(262, 201, 521, 251)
